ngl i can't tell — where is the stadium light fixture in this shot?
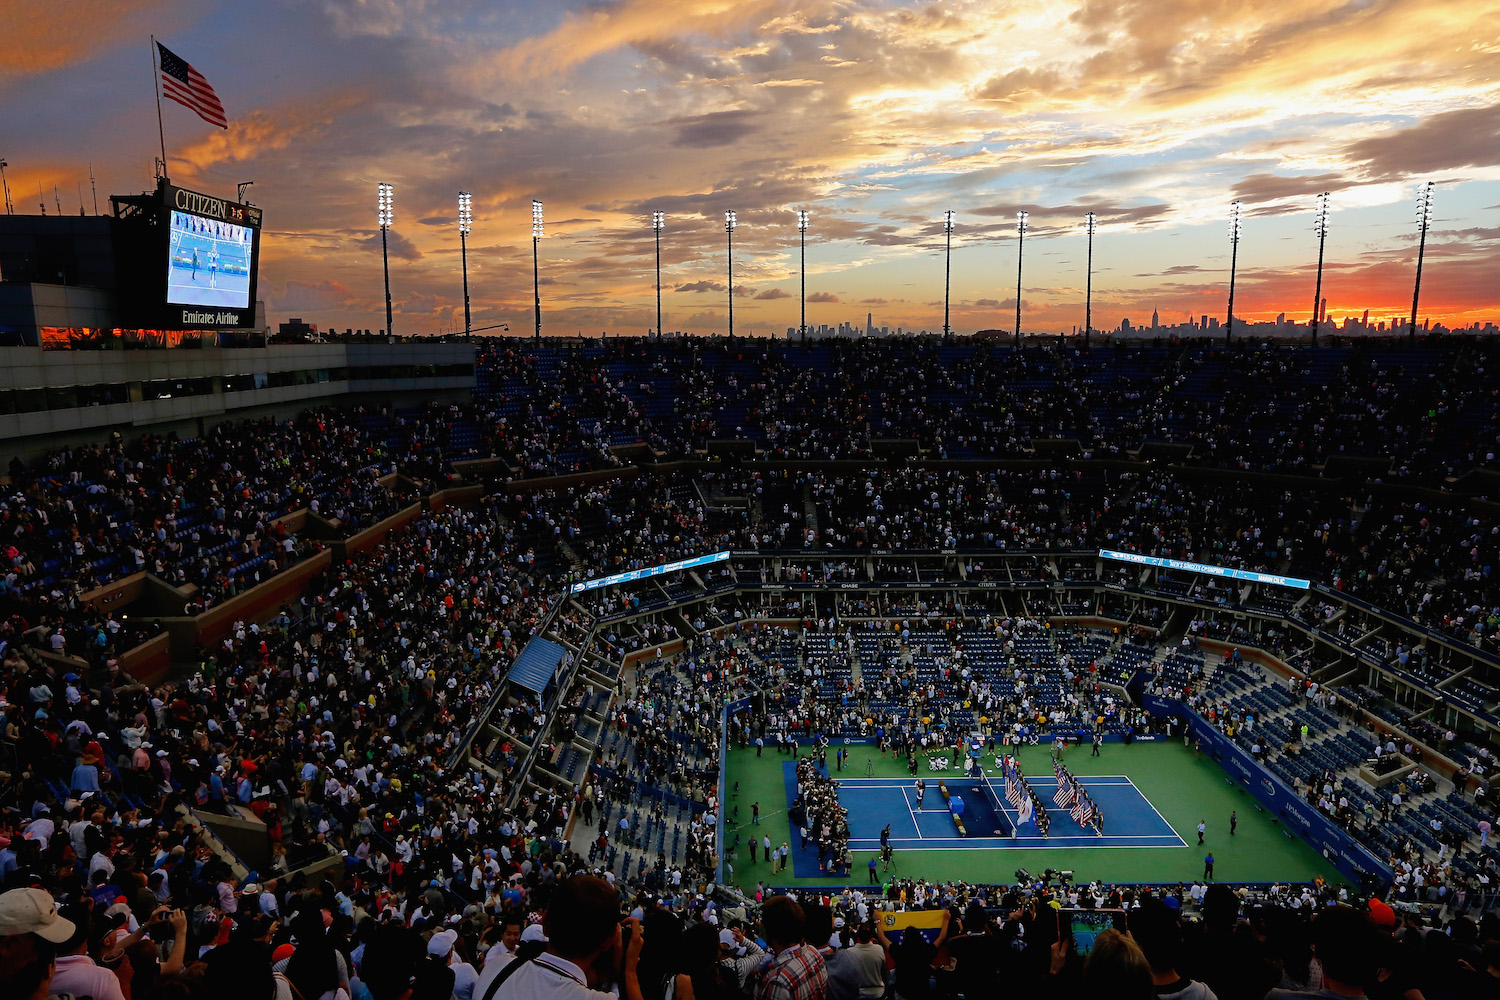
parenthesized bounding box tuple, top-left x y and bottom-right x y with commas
(725, 210, 737, 337)
(1225, 200, 1242, 346)
(458, 191, 473, 338)
(1083, 212, 1097, 350)
(1310, 192, 1329, 346)
(532, 199, 544, 340)
(942, 210, 956, 336)
(1014, 210, 1029, 348)
(378, 182, 394, 341)
(652, 211, 665, 338)
(1408, 181, 1434, 342)
(797, 209, 810, 341)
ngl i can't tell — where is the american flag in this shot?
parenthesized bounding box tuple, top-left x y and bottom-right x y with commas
(1054, 781, 1074, 808)
(158, 42, 228, 129)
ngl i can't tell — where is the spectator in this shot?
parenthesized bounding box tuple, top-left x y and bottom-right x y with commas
(489, 874, 645, 1000)
(1265, 907, 1380, 1000)
(48, 904, 126, 1000)
(0, 887, 76, 983)
(756, 896, 827, 1000)
(876, 912, 951, 1000)
(1128, 900, 1217, 1000)
(1082, 929, 1154, 1000)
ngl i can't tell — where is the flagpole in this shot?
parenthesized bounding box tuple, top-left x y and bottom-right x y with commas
(151, 36, 168, 183)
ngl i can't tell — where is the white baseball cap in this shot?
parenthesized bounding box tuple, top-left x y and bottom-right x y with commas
(0, 888, 76, 943)
(427, 928, 458, 957)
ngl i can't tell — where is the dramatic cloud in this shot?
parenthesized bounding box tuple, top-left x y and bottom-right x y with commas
(4, 0, 1500, 335)
(1343, 103, 1500, 180)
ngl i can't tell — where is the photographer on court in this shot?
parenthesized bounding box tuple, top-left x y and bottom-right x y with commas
(482, 874, 645, 1000)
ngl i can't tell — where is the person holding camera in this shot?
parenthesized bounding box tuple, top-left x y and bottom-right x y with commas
(97, 905, 190, 979)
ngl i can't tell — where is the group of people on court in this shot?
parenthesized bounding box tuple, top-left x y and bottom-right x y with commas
(790, 754, 853, 876)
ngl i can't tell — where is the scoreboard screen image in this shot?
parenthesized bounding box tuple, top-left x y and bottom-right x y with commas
(166, 209, 255, 309)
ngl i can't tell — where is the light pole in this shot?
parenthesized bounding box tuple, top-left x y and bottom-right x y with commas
(532, 199, 544, 340)
(725, 210, 737, 337)
(942, 210, 955, 336)
(0, 159, 12, 215)
(1310, 192, 1329, 346)
(652, 211, 664, 338)
(797, 209, 809, 340)
(458, 191, 473, 338)
(1014, 210, 1028, 347)
(377, 183, 394, 340)
(1225, 200, 1242, 346)
(1409, 181, 1434, 343)
(1083, 212, 1097, 350)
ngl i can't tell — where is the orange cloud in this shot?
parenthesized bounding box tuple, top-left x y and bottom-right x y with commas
(0, 1, 181, 83)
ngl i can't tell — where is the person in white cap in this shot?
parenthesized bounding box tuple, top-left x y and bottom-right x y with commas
(0, 888, 76, 983)
(717, 926, 765, 988)
(429, 928, 479, 1000)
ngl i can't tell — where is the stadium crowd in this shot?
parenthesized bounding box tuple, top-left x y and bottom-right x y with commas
(3, 336, 1500, 1000)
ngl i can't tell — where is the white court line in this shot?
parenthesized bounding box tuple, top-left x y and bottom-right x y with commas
(899, 786, 925, 840)
(1118, 774, 1190, 847)
(848, 834, 1189, 845)
(828, 776, 1135, 789)
(846, 837, 1190, 852)
(839, 774, 1188, 849)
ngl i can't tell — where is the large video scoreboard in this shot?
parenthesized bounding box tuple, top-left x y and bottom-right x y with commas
(158, 184, 263, 329)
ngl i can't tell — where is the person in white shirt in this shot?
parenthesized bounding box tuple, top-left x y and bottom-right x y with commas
(483, 915, 525, 970)
(484, 875, 644, 1000)
(429, 929, 479, 1000)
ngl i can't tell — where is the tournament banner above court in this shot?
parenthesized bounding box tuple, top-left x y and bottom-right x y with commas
(569, 550, 731, 593)
(1099, 550, 1309, 590)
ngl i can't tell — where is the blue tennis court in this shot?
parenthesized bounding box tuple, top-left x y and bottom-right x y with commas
(780, 762, 1186, 878)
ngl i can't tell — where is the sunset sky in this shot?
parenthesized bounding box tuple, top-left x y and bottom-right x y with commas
(5, 0, 1500, 336)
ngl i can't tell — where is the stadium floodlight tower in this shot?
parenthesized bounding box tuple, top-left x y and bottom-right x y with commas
(458, 192, 473, 338)
(725, 210, 737, 337)
(1310, 192, 1329, 346)
(1408, 181, 1434, 343)
(797, 209, 810, 341)
(1014, 210, 1029, 347)
(652, 211, 665, 338)
(942, 210, 956, 336)
(1083, 212, 1097, 350)
(531, 199, 544, 340)
(377, 182, 394, 341)
(1225, 199, 1242, 346)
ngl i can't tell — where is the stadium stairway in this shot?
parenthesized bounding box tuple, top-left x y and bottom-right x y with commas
(802, 484, 820, 545)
